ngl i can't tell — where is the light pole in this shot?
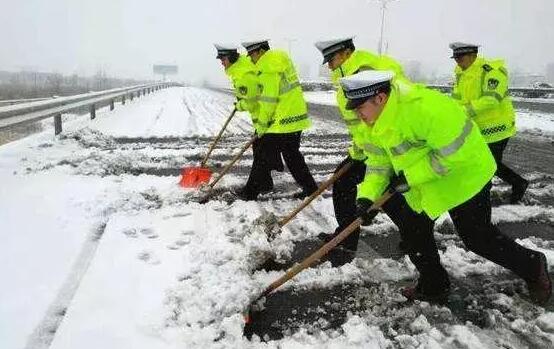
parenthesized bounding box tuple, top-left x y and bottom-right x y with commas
(372, 0, 398, 55)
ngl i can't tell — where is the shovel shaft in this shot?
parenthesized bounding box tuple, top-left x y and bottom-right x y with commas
(259, 189, 394, 299)
(278, 161, 353, 227)
(201, 108, 237, 167)
(207, 135, 257, 191)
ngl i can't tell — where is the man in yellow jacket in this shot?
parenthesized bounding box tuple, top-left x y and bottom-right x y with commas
(313, 37, 421, 265)
(238, 40, 317, 201)
(340, 70, 551, 305)
(215, 44, 280, 193)
(450, 42, 528, 203)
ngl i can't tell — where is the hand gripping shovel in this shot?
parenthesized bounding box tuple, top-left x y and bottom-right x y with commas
(198, 135, 257, 203)
(262, 160, 353, 240)
(243, 189, 395, 336)
(179, 108, 237, 188)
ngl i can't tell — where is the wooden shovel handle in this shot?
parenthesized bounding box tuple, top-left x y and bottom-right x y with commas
(278, 161, 353, 227)
(200, 108, 237, 167)
(259, 189, 394, 299)
(207, 135, 257, 190)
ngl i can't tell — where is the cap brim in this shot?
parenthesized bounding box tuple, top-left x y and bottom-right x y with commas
(345, 97, 369, 111)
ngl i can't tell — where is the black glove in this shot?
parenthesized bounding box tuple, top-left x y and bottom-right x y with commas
(234, 98, 243, 112)
(336, 156, 364, 174)
(356, 198, 379, 225)
(388, 171, 410, 193)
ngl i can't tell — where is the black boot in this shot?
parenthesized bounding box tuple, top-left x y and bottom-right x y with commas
(510, 179, 529, 204)
(526, 252, 552, 305)
(232, 187, 258, 201)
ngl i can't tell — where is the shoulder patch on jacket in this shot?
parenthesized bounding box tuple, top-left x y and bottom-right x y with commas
(482, 64, 493, 72)
(487, 78, 499, 90)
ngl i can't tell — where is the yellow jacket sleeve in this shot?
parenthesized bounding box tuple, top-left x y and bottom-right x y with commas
(257, 72, 280, 134)
(235, 71, 259, 113)
(403, 96, 469, 187)
(466, 68, 508, 117)
(356, 147, 393, 201)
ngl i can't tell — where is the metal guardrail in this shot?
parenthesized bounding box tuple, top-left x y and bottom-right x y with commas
(0, 82, 181, 135)
(0, 97, 53, 107)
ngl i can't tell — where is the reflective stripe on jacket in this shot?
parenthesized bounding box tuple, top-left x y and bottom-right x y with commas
(331, 50, 410, 160)
(357, 82, 497, 219)
(451, 57, 516, 143)
(225, 55, 260, 132)
(254, 50, 310, 134)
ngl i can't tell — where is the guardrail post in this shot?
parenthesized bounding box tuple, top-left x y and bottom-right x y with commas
(110, 99, 115, 111)
(90, 104, 96, 119)
(122, 95, 126, 105)
(54, 114, 62, 135)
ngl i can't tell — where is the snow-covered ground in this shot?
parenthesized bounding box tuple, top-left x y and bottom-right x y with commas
(1, 87, 553, 349)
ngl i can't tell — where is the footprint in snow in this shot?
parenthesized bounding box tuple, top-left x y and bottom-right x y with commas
(137, 251, 160, 265)
(140, 228, 158, 239)
(122, 228, 138, 238)
(167, 238, 191, 250)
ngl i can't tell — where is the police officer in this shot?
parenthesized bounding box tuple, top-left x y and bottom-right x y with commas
(339, 70, 551, 305)
(313, 37, 415, 265)
(238, 40, 318, 201)
(449, 42, 528, 203)
(215, 44, 279, 193)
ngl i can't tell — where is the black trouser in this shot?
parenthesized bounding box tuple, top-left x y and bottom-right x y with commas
(245, 132, 317, 196)
(399, 182, 543, 294)
(488, 138, 526, 187)
(331, 157, 431, 253)
(250, 137, 281, 191)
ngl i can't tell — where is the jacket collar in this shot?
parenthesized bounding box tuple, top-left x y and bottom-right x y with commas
(371, 86, 399, 138)
(455, 56, 485, 75)
(225, 55, 254, 77)
(332, 50, 380, 83)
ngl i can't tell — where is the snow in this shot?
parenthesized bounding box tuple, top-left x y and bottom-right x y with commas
(1, 86, 553, 349)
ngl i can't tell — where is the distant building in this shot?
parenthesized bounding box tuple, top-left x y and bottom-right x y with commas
(510, 73, 547, 87)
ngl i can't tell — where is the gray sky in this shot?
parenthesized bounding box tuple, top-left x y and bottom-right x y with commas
(1, 0, 553, 84)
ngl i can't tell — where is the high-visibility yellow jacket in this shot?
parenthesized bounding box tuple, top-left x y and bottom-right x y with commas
(357, 81, 496, 219)
(225, 55, 261, 132)
(451, 57, 516, 143)
(254, 50, 311, 135)
(331, 50, 409, 160)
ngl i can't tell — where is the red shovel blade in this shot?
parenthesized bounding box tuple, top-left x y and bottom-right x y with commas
(179, 167, 212, 188)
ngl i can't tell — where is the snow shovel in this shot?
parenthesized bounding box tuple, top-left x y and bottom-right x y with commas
(179, 108, 237, 188)
(243, 188, 395, 334)
(197, 135, 258, 203)
(263, 160, 354, 239)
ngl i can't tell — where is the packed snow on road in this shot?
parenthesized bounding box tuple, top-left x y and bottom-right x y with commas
(1, 87, 553, 349)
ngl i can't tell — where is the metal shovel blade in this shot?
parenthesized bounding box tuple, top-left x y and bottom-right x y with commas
(179, 166, 212, 188)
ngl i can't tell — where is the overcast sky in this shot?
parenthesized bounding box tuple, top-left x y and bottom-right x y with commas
(1, 0, 553, 85)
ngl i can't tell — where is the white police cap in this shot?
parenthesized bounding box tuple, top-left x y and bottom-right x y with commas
(241, 40, 270, 53)
(314, 37, 355, 64)
(339, 70, 394, 110)
(214, 43, 238, 59)
(449, 42, 479, 58)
